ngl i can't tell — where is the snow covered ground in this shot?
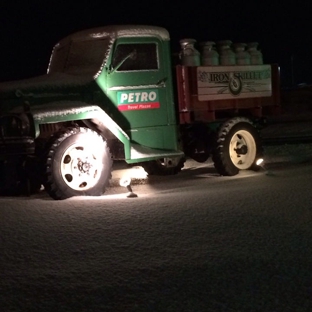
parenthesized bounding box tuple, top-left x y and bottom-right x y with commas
(1, 138, 312, 311)
(1, 90, 312, 311)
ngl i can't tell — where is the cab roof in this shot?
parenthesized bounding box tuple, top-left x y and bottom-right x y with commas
(58, 25, 170, 44)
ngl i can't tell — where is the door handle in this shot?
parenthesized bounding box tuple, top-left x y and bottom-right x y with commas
(157, 77, 167, 86)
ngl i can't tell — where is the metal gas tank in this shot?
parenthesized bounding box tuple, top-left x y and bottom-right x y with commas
(179, 38, 201, 66)
(233, 43, 251, 65)
(217, 40, 236, 65)
(247, 42, 263, 65)
(200, 41, 219, 65)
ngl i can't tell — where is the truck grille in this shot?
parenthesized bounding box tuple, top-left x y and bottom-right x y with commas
(0, 136, 35, 156)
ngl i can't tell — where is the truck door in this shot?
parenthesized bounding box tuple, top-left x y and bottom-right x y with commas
(106, 37, 170, 131)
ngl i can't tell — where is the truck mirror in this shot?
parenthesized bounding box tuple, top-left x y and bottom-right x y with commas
(129, 49, 137, 60)
(109, 50, 137, 74)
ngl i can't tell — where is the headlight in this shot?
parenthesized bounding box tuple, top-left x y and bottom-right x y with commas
(0, 113, 31, 137)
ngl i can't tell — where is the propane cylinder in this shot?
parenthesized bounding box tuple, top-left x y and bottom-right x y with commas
(179, 38, 201, 66)
(217, 40, 236, 65)
(200, 41, 219, 65)
(247, 42, 263, 65)
(233, 43, 251, 65)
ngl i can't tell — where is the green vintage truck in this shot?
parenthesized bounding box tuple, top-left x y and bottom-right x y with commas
(0, 25, 280, 199)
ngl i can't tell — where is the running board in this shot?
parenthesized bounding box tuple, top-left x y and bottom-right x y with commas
(128, 143, 184, 163)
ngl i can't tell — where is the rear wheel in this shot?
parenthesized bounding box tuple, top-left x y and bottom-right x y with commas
(212, 117, 262, 176)
(43, 127, 112, 200)
(140, 156, 185, 175)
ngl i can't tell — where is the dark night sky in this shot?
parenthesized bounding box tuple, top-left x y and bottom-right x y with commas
(1, 0, 311, 86)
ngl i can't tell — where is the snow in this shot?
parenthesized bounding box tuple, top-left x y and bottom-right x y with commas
(59, 25, 170, 43)
(1, 155, 312, 310)
(1, 89, 312, 310)
(31, 103, 99, 120)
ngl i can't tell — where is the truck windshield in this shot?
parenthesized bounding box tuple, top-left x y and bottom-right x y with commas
(48, 38, 110, 75)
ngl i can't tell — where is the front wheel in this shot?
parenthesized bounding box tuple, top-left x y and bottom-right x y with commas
(212, 117, 263, 176)
(43, 127, 113, 200)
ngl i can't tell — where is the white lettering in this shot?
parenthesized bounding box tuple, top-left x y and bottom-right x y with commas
(134, 92, 141, 102)
(128, 105, 138, 109)
(120, 91, 158, 104)
(139, 104, 151, 109)
(120, 93, 128, 103)
(141, 92, 148, 101)
(148, 91, 156, 101)
(128, 93, 134, 102)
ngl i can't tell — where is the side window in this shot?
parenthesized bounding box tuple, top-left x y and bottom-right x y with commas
(112, 43, 158, 71)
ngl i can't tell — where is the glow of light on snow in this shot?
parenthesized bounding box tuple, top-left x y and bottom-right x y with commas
(118, 166, 148, 186)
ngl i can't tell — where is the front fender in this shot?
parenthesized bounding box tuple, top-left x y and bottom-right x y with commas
(31, 101, 131, 158)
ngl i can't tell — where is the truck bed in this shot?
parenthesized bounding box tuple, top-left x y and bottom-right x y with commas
(176, 64, 281, 123)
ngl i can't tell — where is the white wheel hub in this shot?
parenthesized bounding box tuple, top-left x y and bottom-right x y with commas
(157, 157, 181, 168)
(60, 142, 103, 191)
(229, 129, 256, 169)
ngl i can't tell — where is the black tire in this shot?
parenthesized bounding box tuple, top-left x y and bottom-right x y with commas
(43, 127, 112, 200)
(140, 156, 185, 176)
(212, 117, 263, 176)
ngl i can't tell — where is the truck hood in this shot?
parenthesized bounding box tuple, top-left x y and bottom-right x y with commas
(0, 72, 95, 99)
